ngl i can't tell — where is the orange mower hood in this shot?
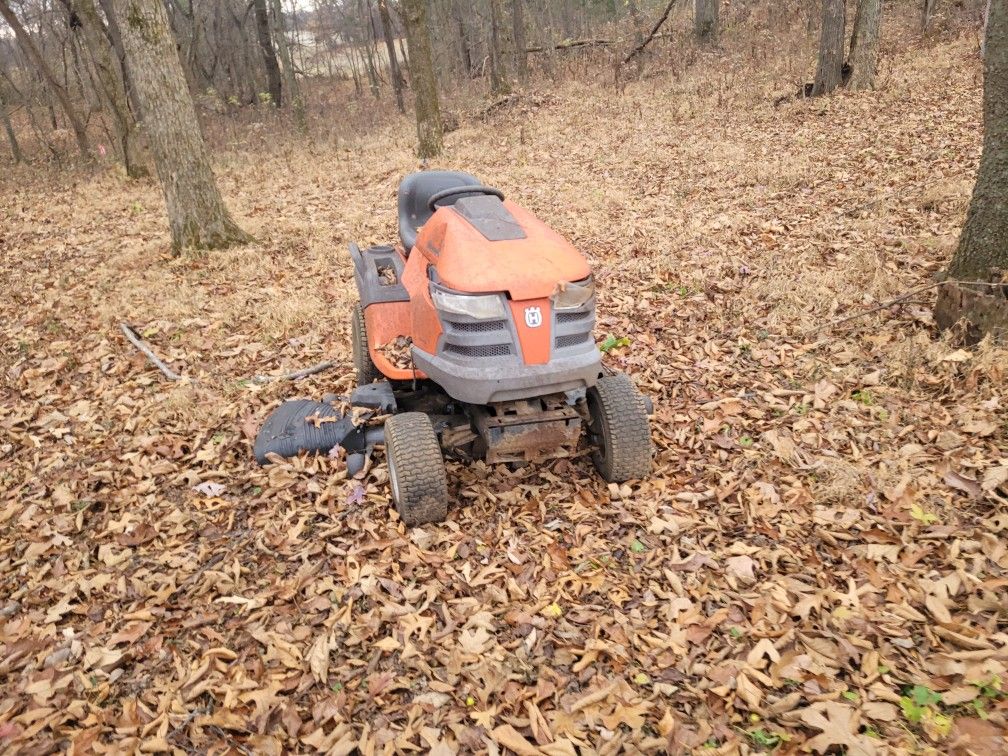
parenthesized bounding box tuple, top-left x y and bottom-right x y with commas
(415, 200, 591, 300)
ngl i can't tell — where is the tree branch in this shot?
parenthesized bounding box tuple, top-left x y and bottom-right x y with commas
(809, 279, 1008, 333)
(250, 361, 337, 384)
(120, 323, 183, 381)
(624, 0, 681, 64)
(526, 38, 612, 53)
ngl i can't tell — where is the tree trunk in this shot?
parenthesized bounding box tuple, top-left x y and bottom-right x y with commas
(400, 0, 442, 159)
(398, 35, 408, 71)
(846, 0, 881, 90)
(64, 0, 147, 176)
(921, 0, 936, 35)
(489, 0, 511, 95)
(0, 0, 91, 160)
(934, 0, 1008, 339)
(253, 0, 283, 106)
(347, 44, 364, 97)
(114, 0, 250, 253)
(512, 0, 527, 81)
(811, 0, 846, 96)
(981, 0, 991, 59)
(694, 0, 718, 43)
(361, 1, 381, 100)
(452, 0, 472, 77)
(0, 87, 22, 163)
(97, 0, 141, 115)
(378, 0, 405, 113)
(269, 0, 305, 127)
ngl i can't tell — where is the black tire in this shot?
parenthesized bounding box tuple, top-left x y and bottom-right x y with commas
(587, 373, 652, 482)
(351, 303, 381, 386)
(384, 413, 449, 526)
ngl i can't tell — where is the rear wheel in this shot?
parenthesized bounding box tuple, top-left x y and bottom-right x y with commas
(384, 413, 449, 526)
(587, 373, 652, 482)
(351, 303, 380, 386)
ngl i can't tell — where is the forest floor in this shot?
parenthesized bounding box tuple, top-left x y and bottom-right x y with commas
(2, 31, 1007, 755)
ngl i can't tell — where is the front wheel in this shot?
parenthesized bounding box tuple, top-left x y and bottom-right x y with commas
(587, 373, 652, 482)
(384, 413, 449, 526)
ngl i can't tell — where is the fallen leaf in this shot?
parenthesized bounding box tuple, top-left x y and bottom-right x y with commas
(797, 701, 876, 755)
(491, 724, 540, 756)
(192, 481, 226, 497)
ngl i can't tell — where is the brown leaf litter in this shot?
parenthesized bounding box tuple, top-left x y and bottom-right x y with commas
(1, 31, 1007, 755)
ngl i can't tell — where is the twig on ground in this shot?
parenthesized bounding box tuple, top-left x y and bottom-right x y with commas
(250, 360, 336, 384)
(809, 279, 1006, 334)
(120, 323, 182, 381)
(167, 706, 210, 742)
(121, 322, 337, 385)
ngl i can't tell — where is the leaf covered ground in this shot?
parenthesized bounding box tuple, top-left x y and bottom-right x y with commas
(2, 31, 1007, 755)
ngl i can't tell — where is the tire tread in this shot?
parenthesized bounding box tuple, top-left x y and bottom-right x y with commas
(385, 412, 448, 525)
(589, 373, 652, 482)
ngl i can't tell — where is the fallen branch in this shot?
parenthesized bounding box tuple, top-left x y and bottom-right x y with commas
(624, 0, 681, 64)
(121, 322, 337, 385)
(809, 279, 1007, 334)
(250, 361, 336, 384)
(120, 323, 182, 381)
(526, 38, 613, 53)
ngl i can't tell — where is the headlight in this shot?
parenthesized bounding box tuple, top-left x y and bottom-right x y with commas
(551, 276, 595, 309)
(431, 287, 507, 319)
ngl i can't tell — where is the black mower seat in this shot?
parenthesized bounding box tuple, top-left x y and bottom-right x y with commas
(397, 170, 480, 252)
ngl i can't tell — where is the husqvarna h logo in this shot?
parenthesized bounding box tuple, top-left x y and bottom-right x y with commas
(524, 306, 543, 328)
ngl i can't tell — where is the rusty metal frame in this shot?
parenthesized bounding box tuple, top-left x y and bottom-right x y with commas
(471, 395, 582, 464)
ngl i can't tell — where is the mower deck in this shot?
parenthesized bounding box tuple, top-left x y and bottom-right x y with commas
(255, 380, 589, 469)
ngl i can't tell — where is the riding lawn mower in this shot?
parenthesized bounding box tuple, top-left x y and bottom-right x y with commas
(254, 171, 652, 525)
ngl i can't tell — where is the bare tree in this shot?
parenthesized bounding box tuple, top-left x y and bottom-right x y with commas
(269, 0, 304, 126)
(452, 0, 473, 77)
(921, 0, 936, 35)
(253, 0, 283, 106)
(377, 0, 404, 113)
(400, 0, 442, 158)
(981, 0, 991, 59)
(694, 0, 718, 43)
(0, 0, 90, 159)
(934, 0, 1008, 339)
(811, 0, 846, 96)
(62, 0, 147, 176)
(847, 0, 881, 90)
(114, 0, 250, 253)
(96, 0, 139, 112)
(512, 0, 527, 81)
(0, 82, 21, 163)
(489, 0, 511, 95)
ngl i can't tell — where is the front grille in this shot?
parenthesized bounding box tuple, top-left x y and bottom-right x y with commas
(444, 343, 512, 358)
(555, 332, 591, 349)
(557, 310, 590, 324)
(448, 319, 507, 333)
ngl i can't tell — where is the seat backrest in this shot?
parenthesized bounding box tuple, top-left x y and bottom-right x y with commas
(397, 170, 480, 252)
